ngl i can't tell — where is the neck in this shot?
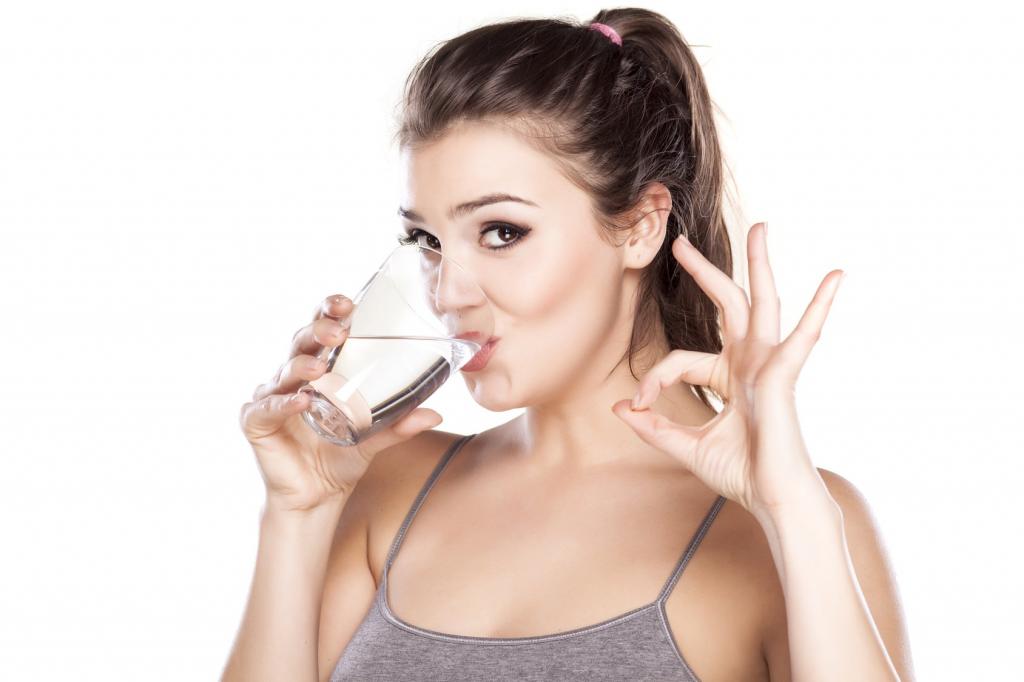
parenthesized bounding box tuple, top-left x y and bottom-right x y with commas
(491, 341, 719, 472)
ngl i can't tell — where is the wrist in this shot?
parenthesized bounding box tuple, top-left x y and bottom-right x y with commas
(262, 494, 347, 527)
(751, 486, 842, 532)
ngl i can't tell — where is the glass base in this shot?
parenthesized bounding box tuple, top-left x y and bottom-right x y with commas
(298, 385, 360, 447)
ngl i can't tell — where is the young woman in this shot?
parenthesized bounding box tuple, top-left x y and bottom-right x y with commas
(224, 9, 914, 681)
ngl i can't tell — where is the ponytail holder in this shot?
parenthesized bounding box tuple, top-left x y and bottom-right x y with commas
(589, 22, 622, 46)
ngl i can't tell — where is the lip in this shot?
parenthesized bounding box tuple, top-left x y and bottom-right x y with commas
(455, 331, 498, 345)
(459, 335, 499, 372)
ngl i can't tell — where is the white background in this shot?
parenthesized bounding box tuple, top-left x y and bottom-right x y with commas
(1, 1, 1021, 679)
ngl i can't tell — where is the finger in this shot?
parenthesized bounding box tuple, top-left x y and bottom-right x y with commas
(612, 399, 701, 471)
(295, 294, 353, 356)
(312, 294, 355, 322)
(259, 294, 352, 402)
(289, 316, 350, 362)
(239, 391, 310, 440)
(747, 222, 780, 345)
(632, 349, 726, 410)
(672, 234, 749, 342)
(253, 353, 327, 402)
(770, 270, 844, 385)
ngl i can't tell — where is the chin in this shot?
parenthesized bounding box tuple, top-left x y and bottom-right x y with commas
(463, 374, 523, 413)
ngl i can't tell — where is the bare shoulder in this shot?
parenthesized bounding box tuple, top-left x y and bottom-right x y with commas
(814, 467, 905, 579)
(760, 467, 916, 682)
(316, 429, 464, 679)
(351, 429, 467, 582)
(658, 490, 789, 680)
(353, 429, 465, 515)
(816, 466, 916, 679)
(329, 428, 465, 557)
(815, 467, 873, 514)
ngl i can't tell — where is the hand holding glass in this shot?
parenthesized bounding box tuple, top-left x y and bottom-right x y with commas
(298, 243, 492, 446)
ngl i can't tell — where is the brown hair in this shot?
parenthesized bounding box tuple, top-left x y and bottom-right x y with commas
(393, 8, 740, 409)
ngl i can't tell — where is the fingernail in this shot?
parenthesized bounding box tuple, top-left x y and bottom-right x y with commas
(631, 390, 643, 409)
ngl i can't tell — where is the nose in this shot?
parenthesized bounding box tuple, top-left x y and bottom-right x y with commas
(431, 254, 488, 314)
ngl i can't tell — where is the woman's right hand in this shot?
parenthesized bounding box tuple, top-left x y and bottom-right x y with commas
(238, 294, 444, 513)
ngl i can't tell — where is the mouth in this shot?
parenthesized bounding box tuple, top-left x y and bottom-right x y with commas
(455, 331, 498, 346)
(456, 332, 500, 371)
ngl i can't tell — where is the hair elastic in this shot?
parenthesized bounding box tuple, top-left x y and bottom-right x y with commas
(589, 22, 622, 46)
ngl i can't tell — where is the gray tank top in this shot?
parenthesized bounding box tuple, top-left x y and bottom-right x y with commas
(331, 433, 727, 681)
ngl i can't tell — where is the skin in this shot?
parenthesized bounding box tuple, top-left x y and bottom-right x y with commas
(253, 118, 914, 680)
(384, 118, 913, 679)
(396, 118, 716, 469)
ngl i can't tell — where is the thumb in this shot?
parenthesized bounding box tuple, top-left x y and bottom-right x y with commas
(611, 398, 700, 470)
(392, 407, 444, 438)
(363, 408, 444, 455)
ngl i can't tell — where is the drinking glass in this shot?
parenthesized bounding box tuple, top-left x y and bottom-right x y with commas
(298, 243, 492, 446)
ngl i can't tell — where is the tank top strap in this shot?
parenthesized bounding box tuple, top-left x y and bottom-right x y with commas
(381, 432, 478, 583)
(655, 493, 728, 604)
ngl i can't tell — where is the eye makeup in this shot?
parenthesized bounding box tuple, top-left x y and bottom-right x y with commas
(396, 222, 532, 252)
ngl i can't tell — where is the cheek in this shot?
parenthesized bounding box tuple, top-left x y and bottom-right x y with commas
(468, 232, 624, 405)
(488, 233, 621, 348)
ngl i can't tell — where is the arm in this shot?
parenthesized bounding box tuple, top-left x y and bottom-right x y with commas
(758, 468, 916, 682)
(220, 496, 347, 682)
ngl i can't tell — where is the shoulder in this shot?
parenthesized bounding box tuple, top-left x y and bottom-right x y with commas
(813, 467, 907, 579)
(336, 429, 464, 540)
(810, 467, 917, 680)
(347, 428, 464, 515)
(815, 467, 874, 519)
(813, 465, 909, 606)
(812, 467, 905, 601)
(348, 429, 467, 580)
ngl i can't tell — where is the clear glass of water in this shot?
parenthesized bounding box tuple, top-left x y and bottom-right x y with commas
(298, 243, 492, 446)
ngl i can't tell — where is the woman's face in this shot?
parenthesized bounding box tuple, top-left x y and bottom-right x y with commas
(398, 119, 666, 411)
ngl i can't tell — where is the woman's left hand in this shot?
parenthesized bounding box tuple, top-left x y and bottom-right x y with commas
(612, 222, 844, 517)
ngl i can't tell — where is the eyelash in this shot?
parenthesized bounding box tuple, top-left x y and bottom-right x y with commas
(396, 223, 530, 252)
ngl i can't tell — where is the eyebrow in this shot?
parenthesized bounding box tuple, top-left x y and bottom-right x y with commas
(397, 193, 539, 223)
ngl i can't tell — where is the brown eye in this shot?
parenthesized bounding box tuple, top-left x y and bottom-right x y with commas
(396, 223, 531, 252)
(396, 229, 441, 250)
(480, 223, 530, 251)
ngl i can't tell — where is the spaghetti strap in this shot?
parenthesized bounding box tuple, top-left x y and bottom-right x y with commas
(655, 494, 727, 604)
(335, 443, 726, 681)
(380, 433, 478, 583)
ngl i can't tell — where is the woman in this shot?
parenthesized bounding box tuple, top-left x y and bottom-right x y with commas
(223, 9, 914, 681)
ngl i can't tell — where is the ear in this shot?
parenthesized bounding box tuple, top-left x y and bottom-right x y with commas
(624, 181, 673, 270)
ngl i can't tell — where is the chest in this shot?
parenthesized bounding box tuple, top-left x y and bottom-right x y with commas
(367, 464, 782, 681)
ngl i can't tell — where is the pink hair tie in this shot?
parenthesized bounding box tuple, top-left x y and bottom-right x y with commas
(589, 22, 622, 46)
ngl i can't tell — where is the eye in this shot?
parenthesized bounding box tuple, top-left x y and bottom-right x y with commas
(396, 223, 531, 252)
(480, 223, 530, 251)
(396, 229, 442, 250)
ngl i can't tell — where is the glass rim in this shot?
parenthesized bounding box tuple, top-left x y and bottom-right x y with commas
(389, 242, 475, 276)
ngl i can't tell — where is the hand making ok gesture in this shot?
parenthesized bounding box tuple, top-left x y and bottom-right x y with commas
(613, 222, 845, 517)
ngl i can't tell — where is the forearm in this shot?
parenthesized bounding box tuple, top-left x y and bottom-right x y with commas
(221, 497, 347, 682)
(754, 493, 900, 682)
